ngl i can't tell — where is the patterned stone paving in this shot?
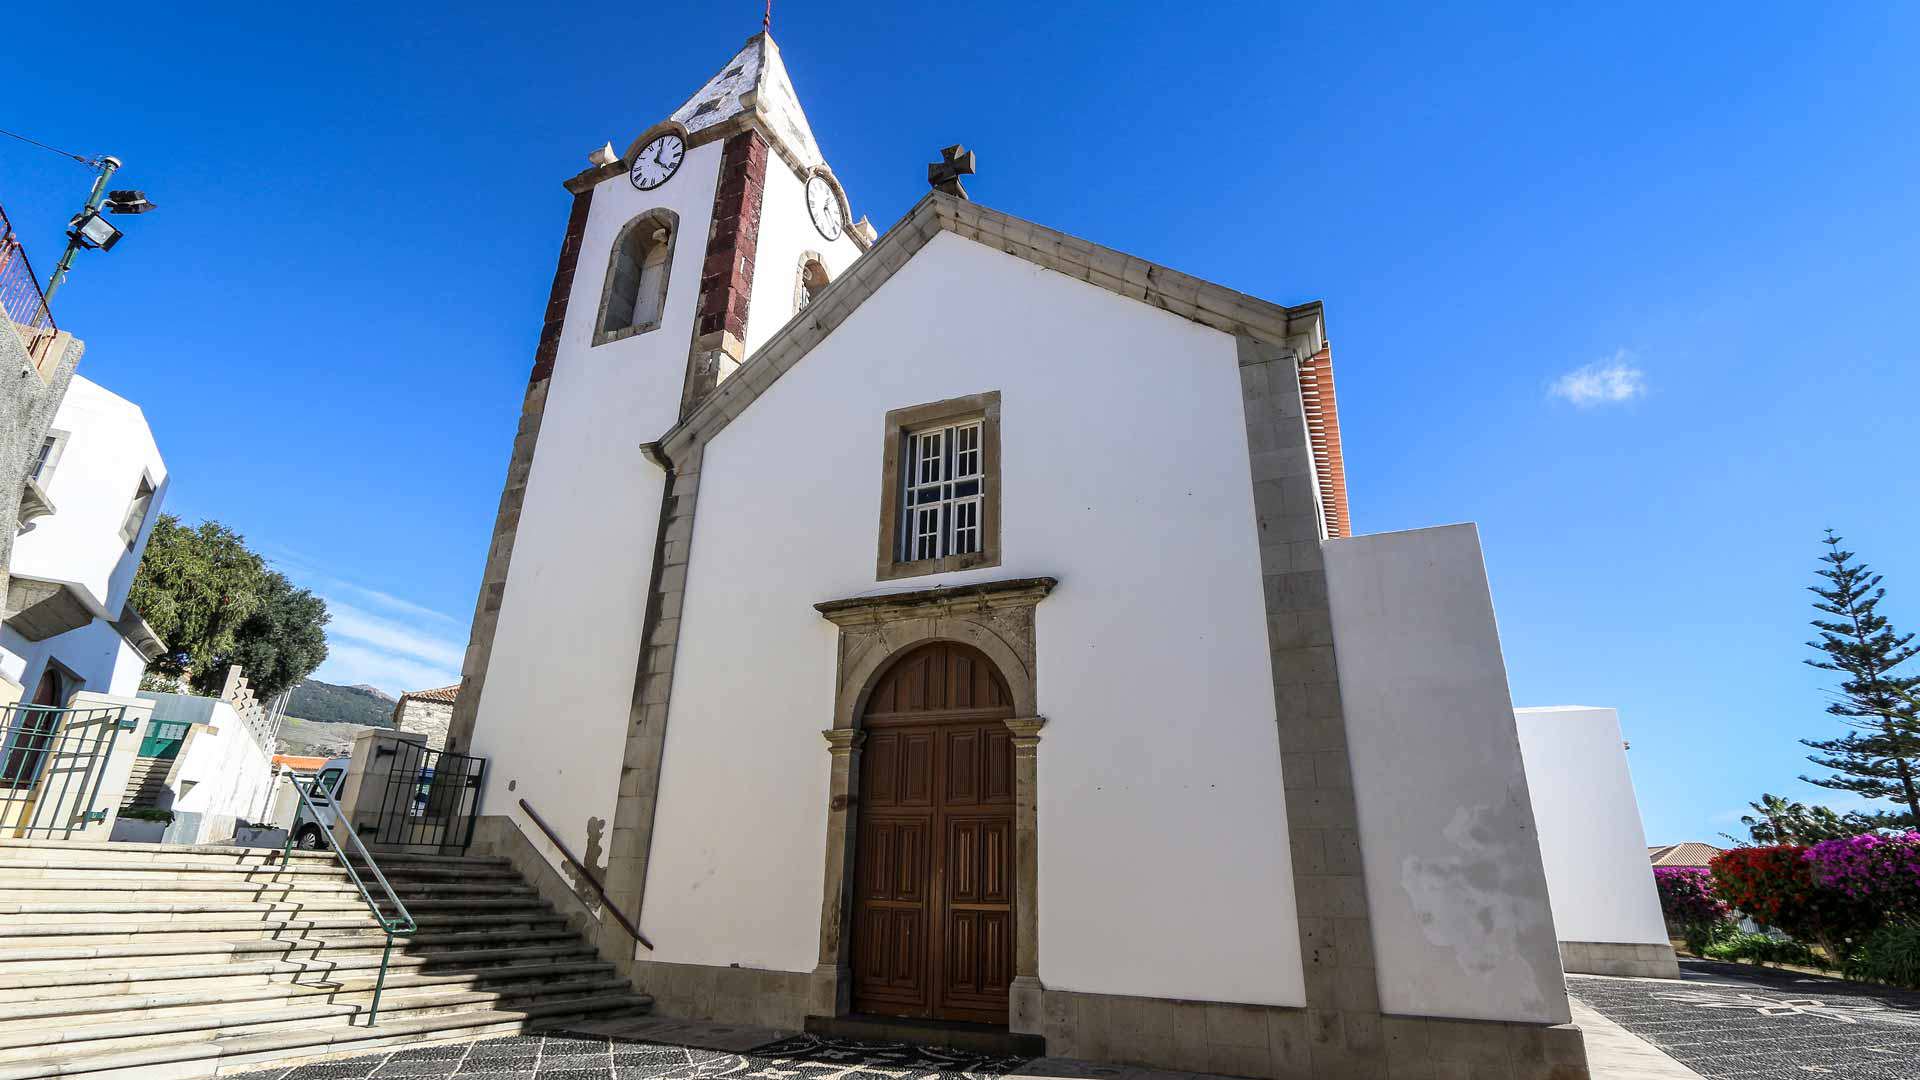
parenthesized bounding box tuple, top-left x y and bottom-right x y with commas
(1569, 959, 1920, 1079)
(230, 1032, 1032, 1080)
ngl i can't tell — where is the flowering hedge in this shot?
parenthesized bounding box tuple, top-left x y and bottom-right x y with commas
(1655, 867, 1731, 927)
(1806, 831, 1920, 922)
(1711, 844, 1883, 959)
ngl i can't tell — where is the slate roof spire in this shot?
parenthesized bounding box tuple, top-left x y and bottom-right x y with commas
(670, 32, 824, 171)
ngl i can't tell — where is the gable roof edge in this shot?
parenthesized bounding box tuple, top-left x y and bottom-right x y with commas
(654, 193, 1327, 463)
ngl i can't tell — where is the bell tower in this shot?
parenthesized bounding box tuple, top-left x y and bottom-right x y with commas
(448, 30, 871, 759)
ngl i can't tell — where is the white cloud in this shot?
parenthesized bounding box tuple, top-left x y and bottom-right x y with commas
(323, 602, 466, 671)
(1549, 351, 1646, 407)
(312, 642, 459, 698)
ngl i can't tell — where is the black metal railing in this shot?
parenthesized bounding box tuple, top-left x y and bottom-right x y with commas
(0, 203, 54, 334)
(280, 773, 415, 1025)
(0, 703, 134, 839)
(368, 742, 485, 852)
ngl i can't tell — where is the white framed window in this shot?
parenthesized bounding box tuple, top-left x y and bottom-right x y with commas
(31, 430, 68, 488)
(901, 421, 985, 562)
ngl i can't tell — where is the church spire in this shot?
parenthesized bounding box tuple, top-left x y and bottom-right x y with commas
(668, 31, 824, 171)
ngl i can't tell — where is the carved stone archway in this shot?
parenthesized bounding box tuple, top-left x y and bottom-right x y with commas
(809, 577, 1054, 1029)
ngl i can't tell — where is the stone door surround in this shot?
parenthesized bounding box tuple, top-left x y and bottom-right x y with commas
(809, 577, 1055, 1024)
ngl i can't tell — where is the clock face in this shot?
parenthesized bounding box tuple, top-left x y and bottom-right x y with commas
(629, 134, 685, 191)
(806, 175, 845, 241)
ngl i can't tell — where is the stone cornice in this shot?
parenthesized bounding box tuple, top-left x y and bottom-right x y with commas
(814, 577, 1058, 626)
(646, 192, 1327, 468)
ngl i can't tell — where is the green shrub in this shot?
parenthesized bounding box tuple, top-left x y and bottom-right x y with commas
(119, 807, 174, 824)
(1846, 924, 1920, 989)
(1702, 931, 1824, 968)
(1681, 920, 1738, 956)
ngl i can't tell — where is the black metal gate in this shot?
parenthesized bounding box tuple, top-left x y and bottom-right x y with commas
(0, 703, 135, 839)
(367, 742, 486, 852)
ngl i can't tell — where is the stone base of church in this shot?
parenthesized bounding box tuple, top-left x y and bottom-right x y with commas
(1559, 941, 1681, 979)
(627, 959, 813, 1030)
(1015, 985, 1589, 1080)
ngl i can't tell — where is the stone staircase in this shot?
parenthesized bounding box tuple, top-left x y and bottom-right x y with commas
(0, 837, 651, 1079)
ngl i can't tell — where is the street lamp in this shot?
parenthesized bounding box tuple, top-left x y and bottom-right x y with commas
(42, 156, 158, 306)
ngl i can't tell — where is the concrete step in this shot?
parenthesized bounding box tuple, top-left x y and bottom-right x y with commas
(0, 838, 509, 871)
(0, 878, 537, 901)
(0, 958, 618, 1026)
(0, 975, 639, 1062)
(0, 857, 521, 884)
(0, 910, 567, 946)
(0, 927, 587, 974)
(0, 891, 552, 914)
(0, 941, 598, 1000)
(0, 990, 651, 1079)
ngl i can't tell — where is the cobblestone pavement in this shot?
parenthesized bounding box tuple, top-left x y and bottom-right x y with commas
(229, 1030, 1038, 1080)
(1569, 959, 1920, 1080)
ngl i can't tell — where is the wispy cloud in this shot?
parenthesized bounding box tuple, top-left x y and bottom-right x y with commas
(256, 548, 466, 696)
(1549, 350, 1646, 407)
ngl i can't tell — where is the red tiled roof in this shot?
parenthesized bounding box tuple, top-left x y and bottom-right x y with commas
(1297, 344, 1350, 539)
(272, 754, 331, 772)
(398, 685, 460, 705)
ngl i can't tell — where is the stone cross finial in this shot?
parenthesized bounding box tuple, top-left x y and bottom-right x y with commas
(928, 144, 976, 200)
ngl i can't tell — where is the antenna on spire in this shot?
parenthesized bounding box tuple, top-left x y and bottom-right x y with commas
(764, 0, 772, 32)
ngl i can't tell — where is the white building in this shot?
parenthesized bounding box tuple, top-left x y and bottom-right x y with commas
(447, 32, 1592, 1079)
(1, 374, 166, 703)
(1514, 706, 1679, 978)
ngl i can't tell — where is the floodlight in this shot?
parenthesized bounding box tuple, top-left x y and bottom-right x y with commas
(70, 211, 122, 252)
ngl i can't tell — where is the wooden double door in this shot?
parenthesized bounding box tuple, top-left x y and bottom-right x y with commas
(851, 642, 1016, 1025)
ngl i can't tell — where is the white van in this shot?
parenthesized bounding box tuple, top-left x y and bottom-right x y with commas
(289, 755, 350, 850)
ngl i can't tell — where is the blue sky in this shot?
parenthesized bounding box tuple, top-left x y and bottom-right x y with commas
(4, 2, 1916, 844)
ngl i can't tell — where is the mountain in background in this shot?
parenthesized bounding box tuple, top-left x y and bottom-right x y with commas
(286, 679, 396, 728)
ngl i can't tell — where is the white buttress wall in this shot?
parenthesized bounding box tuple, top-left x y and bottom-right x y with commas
(1322, 523, 1568, 1024)
(643, 230, 1305, 1007)
(469, 140, 724, 874)
(1514, 706, 1670, 947)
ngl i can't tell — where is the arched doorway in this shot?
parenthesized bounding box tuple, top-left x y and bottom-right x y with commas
(851, 641, 1016, 1024)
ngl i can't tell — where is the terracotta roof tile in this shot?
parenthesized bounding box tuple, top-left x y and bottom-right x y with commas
(399, 685, 460, 705)
(1649, 842, 1724, 868)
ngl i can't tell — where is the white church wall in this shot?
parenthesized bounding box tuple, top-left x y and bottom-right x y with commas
(741, 161, 864, 357)
(1514, 705, 1670, 948)
(1323, 523, 1567, 1024)
(645, 230, 1307, 1008)
(468, 140, 724, 875)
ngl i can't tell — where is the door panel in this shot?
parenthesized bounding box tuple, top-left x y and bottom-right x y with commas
(850, 642, 1016, 1024)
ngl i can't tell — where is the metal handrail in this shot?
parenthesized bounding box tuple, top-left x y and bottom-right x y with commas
(280, 773, 416, 1025)
(517, 798, 653, 951)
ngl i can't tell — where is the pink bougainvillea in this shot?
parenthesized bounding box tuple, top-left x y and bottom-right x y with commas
(1655, 866, 1731, 928)
(1805, 832, 1920, 921)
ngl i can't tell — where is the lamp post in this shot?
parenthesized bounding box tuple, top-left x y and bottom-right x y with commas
(42, 155, 156, 307)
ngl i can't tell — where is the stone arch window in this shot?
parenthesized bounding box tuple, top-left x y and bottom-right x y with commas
(594, 208, 679, 346)
(795, 253, 830, 313)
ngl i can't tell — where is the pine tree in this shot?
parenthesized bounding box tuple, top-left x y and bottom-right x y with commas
(1800, 531, 1920, 828)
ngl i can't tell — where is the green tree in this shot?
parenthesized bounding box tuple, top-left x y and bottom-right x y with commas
(1800, 531, 1920, 829)
(1732, 792, 1869, 845)
(128, 514, 330, 696)
(225, 571, 329, 699)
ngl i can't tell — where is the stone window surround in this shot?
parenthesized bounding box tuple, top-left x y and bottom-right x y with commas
(592, 207, 681, 348)
(793, 250, 829, 313)
(874, 391, 1003, 582)
(808, 575, 1054, 1024)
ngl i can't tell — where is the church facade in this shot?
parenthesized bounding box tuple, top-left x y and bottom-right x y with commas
(449, 32, 1591, 1080)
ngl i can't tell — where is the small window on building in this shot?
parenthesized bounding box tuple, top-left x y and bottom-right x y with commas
(796, 257, 830, 312)
(875, 392, 1002, 581)
(31, 433, 65, 487)
(120, 475, 155, 548)
(595, 209, 678, 346)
